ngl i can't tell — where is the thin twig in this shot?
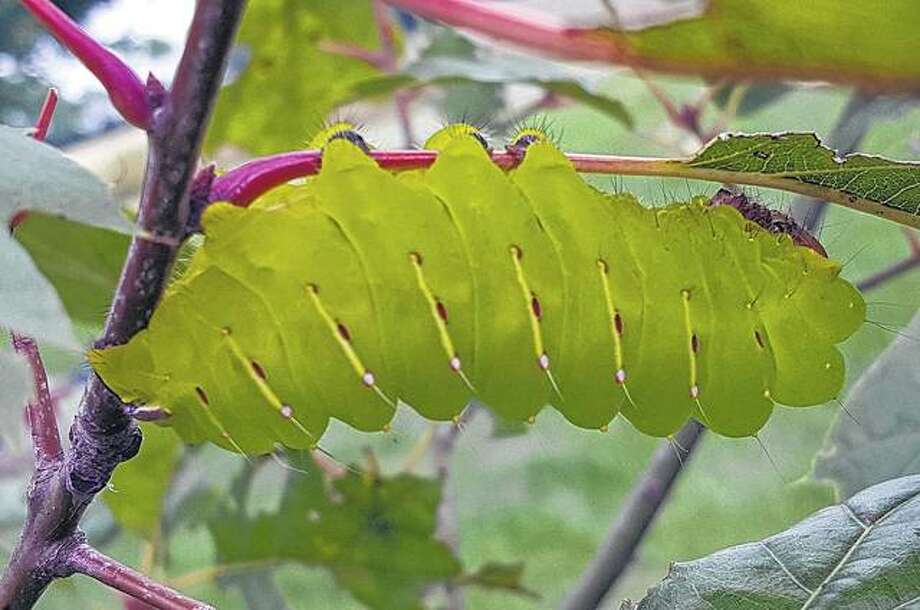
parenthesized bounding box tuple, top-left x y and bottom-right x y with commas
(433, 405, 478, 610)
(9, 334, 62, 468)
(69, 544, 213, 610)
(559, 421, 705, 610)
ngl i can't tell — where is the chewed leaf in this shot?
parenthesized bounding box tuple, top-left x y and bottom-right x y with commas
(673, 133, 920, 228)
(208, 459, 461, 610)
(90, 127, 865, 453)
(626, 475, 920, 610)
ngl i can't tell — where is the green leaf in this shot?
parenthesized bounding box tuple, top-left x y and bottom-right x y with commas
(661, 133, 920, 228)
(0, 234, 80, 349)
(103, 424, 182, 538)
(205, 0, 383, 155)
(814, 312, 920, 499)
(0, 126, 128, 232)
(458, 561, 539, 599)
(13, 213, 129, 329)
(0, 126, 129, 348)
(208, 460, 461, 610)
(626, 475, 920, 610)
(599, 0, 920, 91)
(350, 54, 632, 129)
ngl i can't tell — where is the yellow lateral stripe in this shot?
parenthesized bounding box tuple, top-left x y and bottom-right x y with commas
(408, 253, 476, 393)
(509, 246, 545, 359)
(192, 386, 248, 456)
(305, 285, 368, 380)
(221, 329, 318, 443)
(680, 289, 699, 393)
(305, 284, 395, 408)
(596, 260, 625, 371)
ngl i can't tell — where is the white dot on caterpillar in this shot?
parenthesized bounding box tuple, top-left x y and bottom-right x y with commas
(763, 388, 772, 399)
(538, 353, 550, 370)
(362, 371, 375, 386)
(450, 356, 462, 371)
(689, 384, 700, 399)
(280, 404, 294, 419)
(614, 368, 627, 385)
(824, 362, 832, 370)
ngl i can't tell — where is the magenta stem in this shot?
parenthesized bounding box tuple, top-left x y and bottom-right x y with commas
(69, 545, 213, 610)
(383, 0, 615, 62)
(10, 334, 63, 468)
(210, 149, 667, 206)
(31, 88, 59, 141)
(19, 0, 150, 129)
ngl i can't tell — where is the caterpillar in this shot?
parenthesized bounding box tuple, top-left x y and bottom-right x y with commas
(90, 124, 866, 454)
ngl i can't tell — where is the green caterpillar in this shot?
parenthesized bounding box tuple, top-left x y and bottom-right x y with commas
(90, 125, 865, 454)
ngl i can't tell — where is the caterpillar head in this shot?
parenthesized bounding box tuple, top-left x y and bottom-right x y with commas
(709, 188, 828, 257)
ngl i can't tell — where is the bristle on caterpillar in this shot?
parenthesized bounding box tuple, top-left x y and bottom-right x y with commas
(309, 121, 370, 153)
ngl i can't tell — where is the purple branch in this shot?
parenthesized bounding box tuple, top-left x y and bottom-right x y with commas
(560, 421, 705, 610)
(19, 0, 150, 129)
(69, 545, 213, 610)
(10, 333, 62, 468)
(0, 1, 245, 608)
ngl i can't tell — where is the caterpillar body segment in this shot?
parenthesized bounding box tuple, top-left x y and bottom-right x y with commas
(90, 126, 866, 454)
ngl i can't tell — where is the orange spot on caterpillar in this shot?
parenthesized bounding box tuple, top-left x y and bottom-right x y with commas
(251, 360, 267, 380)
(195, 386, 209, 406)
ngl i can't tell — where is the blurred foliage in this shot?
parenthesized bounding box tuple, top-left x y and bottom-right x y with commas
(0, 1, 110, 140)
(207, 453, 526, 610)
(103, 423, 181, 538)
(205, 0, 383, 155)
(814, 312, 920, 499)
(14, 213, 129, 330)
(604, 0, 920, 91)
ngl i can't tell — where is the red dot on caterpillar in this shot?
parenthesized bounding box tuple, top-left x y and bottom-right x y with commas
(531, 294, 543, 320)
(436, 299, 448, 323)
(754, 330, 765, 349)
(691, 334, 700, 354)
(195, 386, 210, 406)
(250, 360, 267, 380)
(614, 312, 624, 335)
(337, 322, 352, 343)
